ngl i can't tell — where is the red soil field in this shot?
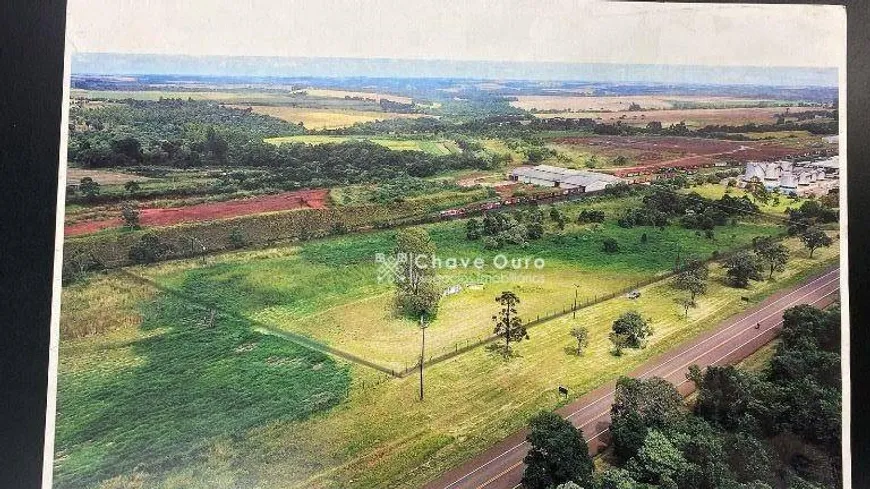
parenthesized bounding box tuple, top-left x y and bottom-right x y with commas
(554, 136, 824, 177)
(65, 189, 329, 237)
(554, 135, 748, 160)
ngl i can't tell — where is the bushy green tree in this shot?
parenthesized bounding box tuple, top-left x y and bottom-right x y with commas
(694, 366, 762, 431)
(570, 327, 589, 356)
(121, 204, 140, 229)
(465, 218, 482, 240)
(799, 228, 832, 258)
(522, 411, 593, 489)
(79, 176, 100, 199)
(753, 237, 790, 279)
(128, 233, 170, 264)
(611, 311, 653, 349)
(596, 467, 645, 489)
(611, 377, 684, 461)
(628, 430, 689, 485)
(124, 180, 141, 193)
(724, 432, 773, 484)
(722, 252, 763, 288)
(673, 260, 709, 301)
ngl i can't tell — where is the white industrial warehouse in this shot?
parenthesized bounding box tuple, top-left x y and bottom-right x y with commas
(509, 165, 623, 192)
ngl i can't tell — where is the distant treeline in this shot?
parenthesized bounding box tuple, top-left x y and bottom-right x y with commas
(68, 99, 502, 186)
(319, 112, 838, 140)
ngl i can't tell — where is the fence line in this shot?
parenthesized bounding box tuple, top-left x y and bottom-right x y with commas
(393, 231, 788, 377)
(114, 225, 791, 382)
(117, 269, 404, 378)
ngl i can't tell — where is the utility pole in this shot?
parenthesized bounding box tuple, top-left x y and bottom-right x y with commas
(419, 314, 428, 401)
(573, 284, 579, 319)
(674, 243, 682, 272)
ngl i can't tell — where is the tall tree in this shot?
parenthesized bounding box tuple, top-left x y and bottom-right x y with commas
(522, 411, 593, 489)
(722, 252, 763, 288)
(753, 237, 790, 279)
(465, 218, 482, 240)
(673, 260, 709, 301)
(123, 180, 141, 193)
(492, 291, 528, 357)
(694, 365, 762, 431)
(121, 204, 140, 229)
(393, 227, 440, 317)
(79, 176, 100, 199)
(800, 227, 833, 258)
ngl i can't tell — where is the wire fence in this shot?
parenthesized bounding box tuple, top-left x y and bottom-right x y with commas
(116, 219, 799, 382)
(393, 231, 790, 377)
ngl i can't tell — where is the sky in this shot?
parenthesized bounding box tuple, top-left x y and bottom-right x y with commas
(65, 0, 846, 85)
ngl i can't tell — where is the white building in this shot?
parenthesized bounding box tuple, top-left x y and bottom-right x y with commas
(509, 165, 623, 192)
(741, 160, 833, 196)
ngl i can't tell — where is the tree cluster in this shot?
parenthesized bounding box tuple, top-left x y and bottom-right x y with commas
(466, 208, 546, 249)
(617, 190, 759, 231)
(606, 306, 841, 489)
(786, 200, 838, 236)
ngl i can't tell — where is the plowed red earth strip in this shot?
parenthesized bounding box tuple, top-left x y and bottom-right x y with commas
(65, 189, 329, 237)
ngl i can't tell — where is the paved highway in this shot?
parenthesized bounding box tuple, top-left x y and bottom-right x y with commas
(424, 267, 840, 489)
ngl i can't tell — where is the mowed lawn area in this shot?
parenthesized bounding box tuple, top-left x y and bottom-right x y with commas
(264, 134, 462, 155)
(55, 227, 838, 489)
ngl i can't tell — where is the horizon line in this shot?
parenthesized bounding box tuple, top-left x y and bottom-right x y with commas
(70, 52, 839, 89)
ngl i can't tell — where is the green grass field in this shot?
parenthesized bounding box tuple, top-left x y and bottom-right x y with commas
(55, 274, 351, 489)
(54, 188, 839, 489)
(264, 135, 462, 155)
(127, 196, 781, 371)
(55, 229, 838, 489)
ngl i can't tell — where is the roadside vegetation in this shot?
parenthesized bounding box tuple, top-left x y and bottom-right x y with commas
(520, 303, 841, 489)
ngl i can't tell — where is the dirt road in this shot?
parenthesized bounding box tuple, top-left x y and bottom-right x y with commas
(424, 267, 840, 489)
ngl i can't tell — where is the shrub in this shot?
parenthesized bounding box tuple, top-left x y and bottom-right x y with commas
(577, 209, 606, 224)
(228, 227, 248, 249)
(128, 233, 170, 264)
(121, 204, 140, 229)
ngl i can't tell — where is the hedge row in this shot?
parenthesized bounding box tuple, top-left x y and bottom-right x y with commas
(63, 189, 492, 278)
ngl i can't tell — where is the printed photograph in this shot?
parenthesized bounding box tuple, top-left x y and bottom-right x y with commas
(50, 2, 847, 488)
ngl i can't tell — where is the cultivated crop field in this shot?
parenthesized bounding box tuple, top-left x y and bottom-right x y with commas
(304, 88, 414, 104)
(265, 135, 461, 155)
(246, 105, 422, 130)
(55, 228, 838, 489)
